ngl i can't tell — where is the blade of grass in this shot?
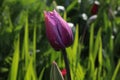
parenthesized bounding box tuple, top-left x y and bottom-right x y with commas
(38, 68, 45, 80)
(89, 24, 95, 79)
(89, 24, 94, 55)
(24, 12, 30, 68)
(75, 63, 85, 80)
(73, 24, 79, 59)
(112, 60, 120, 80)
(66, 0, 77, 12)
(9, 36, 20, 80)
(33, 23, 36, 66)
(24, 58, 36, 80)
(98, 36, 102, 80)
(93, 28, 101, 61)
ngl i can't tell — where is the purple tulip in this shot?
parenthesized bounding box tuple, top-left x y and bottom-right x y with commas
(44, 10, 73, 50)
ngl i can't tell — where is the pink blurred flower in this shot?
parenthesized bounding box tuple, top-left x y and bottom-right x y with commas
(61, 68, 67, 77)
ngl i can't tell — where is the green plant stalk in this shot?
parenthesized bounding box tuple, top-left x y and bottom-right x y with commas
(112, 60, 120, 80)
(62, 49, 71, 80)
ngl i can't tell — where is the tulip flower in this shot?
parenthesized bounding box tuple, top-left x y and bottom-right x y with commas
(91, 1, 100, 15)
(44, 10, 73, 50)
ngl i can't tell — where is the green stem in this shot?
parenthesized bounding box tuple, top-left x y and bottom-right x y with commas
(62, 49, 71, 80)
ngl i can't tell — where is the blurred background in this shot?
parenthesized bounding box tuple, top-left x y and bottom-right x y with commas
(0, 0, 120, 80)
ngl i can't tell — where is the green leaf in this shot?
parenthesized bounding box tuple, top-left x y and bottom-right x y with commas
(33, 23, 36, 65)
(24, 58, 37, 80)
(89, 24, 94, 55)
(112, 60, 120, 80)
(24, 13, 30, 68)
(93, 28, 101, 61)
(8, 36, 20, 80)
(50, 61, 64, 80)
(73, 24, 79, 57)
(98, 36, 102, 80)
(38, 68, 45, 80)
(66, 0, 77, 12)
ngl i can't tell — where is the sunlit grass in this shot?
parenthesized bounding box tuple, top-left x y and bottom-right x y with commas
(0, 0, 120, 80)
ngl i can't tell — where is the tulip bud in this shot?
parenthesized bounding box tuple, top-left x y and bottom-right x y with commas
(44, 10, 73, 50)
(91, 1, 100, 15)
(87, 15, 97, 25)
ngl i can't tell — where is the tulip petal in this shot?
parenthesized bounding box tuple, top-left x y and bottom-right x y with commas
(53, 10, 73, 46)
(44, 11, 65, 50)
(44, 10, 73, 50)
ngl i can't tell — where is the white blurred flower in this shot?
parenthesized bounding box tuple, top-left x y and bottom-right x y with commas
(111, 35, 114, 39)
(114, 11, 117, 15)
(94, 1, 100, 5)
(68, 22, 74, 28)
(36, 49, 40, 53)
(118, 6, 120, 11)
(56, 6, 65, 12)
(68, 22, 75, 36)
(81, 13, 88, 21)
(78, 0, 81, 3)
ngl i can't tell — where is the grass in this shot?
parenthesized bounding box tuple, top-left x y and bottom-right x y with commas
(0, 0, 120, 80)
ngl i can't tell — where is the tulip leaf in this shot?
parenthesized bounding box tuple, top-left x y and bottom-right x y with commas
(50, 61, 64, 80)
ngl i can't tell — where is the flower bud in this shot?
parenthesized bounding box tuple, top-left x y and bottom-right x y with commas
(91, 1, 100, 15)
(44, 10, 73, 50)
